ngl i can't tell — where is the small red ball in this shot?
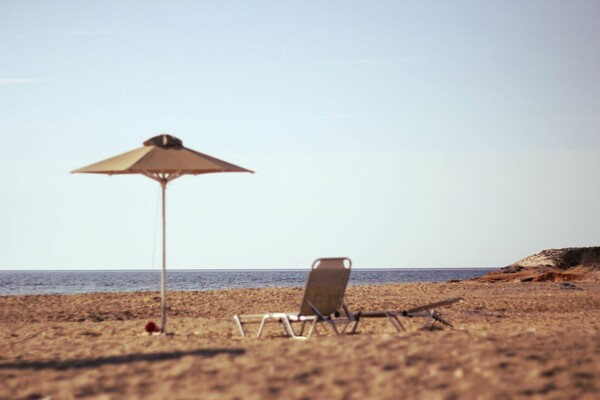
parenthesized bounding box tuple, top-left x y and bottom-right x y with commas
(145, 321, 160, 333)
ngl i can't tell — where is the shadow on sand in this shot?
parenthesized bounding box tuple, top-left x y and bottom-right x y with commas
(0, 348, 245, 371)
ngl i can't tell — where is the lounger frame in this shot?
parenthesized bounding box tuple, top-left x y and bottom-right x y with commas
(233, 257, 353, 340)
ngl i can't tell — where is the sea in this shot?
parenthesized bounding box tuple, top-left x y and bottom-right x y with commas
(0, 268, 497, 296)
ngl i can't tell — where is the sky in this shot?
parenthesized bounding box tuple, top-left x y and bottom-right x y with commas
(1, 0, 599, 270)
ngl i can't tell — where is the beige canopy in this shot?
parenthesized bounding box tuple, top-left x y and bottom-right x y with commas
(73, 134, 251, 179)
(73, 134, 253, 334)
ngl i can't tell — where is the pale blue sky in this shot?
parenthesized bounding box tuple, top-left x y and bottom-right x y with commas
(1, 1, 599, 269)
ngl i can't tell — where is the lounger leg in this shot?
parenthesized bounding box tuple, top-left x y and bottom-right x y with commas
(268, 318, 291, 336)
(391, 315, 405, 331)
(304, 318, 317, 339)
(340, 303, 355, 334)
(386, 313, 405, 332)
(313, 324, 321, 336)
(281, 317, 305, 339)
(336, 318, 352, 335)
(422, 316, 434, 330)
(281, 321, 289, 336)
(257, 315, 270, 338)
(349, 319, 360, 335)
(298, 320, 307, 336)
(421, 311, 438, 330)
(431, 311, 453, 327)
(327, 319, 341, 335)
(233, 315, 246, 337)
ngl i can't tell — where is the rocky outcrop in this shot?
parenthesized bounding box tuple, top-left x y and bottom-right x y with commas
(510, 247, 600, 270)
(476, 247, 600, 283)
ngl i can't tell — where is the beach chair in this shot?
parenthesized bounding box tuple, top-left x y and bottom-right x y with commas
(233, 257, 354, 339)
(349, 297, 464, 334)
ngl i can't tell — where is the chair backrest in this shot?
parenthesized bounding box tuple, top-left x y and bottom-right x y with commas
(299, 258, 352, 317)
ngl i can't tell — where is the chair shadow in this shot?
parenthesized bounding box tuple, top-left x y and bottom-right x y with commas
(0, 348, 245, 371)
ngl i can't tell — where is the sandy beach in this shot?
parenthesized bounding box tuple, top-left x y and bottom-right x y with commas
(1, 280, 600, 399)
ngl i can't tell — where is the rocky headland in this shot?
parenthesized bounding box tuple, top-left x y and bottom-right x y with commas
(476, 246, 600, 282)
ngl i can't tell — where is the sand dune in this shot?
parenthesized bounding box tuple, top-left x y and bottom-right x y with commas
(1, 281, 600, 399)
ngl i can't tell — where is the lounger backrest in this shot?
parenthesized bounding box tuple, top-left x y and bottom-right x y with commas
(299, 258, 352, 316)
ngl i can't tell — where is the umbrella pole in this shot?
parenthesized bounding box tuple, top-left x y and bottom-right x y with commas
(160, 179, 167, 334)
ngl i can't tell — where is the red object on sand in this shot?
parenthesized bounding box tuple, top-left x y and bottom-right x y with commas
(145, 321, 160, 333)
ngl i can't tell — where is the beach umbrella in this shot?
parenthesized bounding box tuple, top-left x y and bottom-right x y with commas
(73, 134, 253, 334)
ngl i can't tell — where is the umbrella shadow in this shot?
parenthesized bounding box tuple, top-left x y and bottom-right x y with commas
(0, 348, 245, 371)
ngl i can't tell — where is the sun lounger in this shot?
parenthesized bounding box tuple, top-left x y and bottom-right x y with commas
(349, 297, 464, 334)
(233, 257, 354, 339)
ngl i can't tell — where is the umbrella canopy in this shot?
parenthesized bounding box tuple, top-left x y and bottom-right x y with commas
(73, 134, 253, 334)
(73, 134, 251, 179)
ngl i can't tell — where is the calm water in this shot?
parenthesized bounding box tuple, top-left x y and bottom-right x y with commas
(0, 268, 496, 296)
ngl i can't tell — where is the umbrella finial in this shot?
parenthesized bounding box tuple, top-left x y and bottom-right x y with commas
(144, 134, 183, 148)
